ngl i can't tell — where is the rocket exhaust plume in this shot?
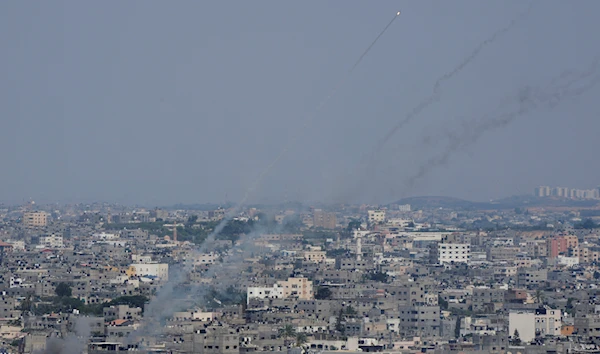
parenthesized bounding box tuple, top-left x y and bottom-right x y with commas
(195, 11, 401, 247)
(349, 3, 534, 200)
(134, 11, 400, 341)
(400, 57, 600, 195)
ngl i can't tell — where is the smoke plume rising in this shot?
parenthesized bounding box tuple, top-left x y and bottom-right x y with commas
(130, 216, 292, 344)
(35, 317, 93, 354)
(135, 11, 400, 340)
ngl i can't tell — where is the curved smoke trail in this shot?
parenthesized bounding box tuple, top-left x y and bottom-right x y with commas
(347, 3, 534, 201)
(400, 57, 600, 196)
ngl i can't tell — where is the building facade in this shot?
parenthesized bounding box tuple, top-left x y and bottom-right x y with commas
(23, 211, 48, 228)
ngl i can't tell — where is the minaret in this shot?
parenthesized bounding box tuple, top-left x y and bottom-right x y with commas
(173, 224, 177, 242)
(356, 233, 362, 261)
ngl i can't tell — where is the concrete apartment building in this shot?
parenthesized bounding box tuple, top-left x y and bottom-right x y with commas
(247, 277, 313, 303)
(574, 314, 600, 338)
(509, 308, 562, 342)
(472, 288, 505, 312)
(548, 235, 578, 258)
(312, 209, 337, 229)
(302, 248, 327, 263)
(38, 234, 64, 249)
(367, 210, 385, 224)
(126, 263, 169, 281)
(572, 245, 600, 264)
(397, 305, 442, 338)
(22, 211, 48, 228)
(179, 324, 240, 354)
(487, 246, 521, 262)
(516, 268, 548, 288)
(432, 243, 471, 264)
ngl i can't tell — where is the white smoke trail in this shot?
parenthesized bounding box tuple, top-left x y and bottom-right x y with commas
(346, 3, 534, 201)
(135, 11, 401, 338)
(209, 11, 401, 233)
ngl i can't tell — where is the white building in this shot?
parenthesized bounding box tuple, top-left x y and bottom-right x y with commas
(247, 284, 285, 304)
(127, 263, 169, 281)
(247, 277, 313, 304)
(302, 246, 327, 263)
(509, 308, 562, 342)
(171, 311, 218, 322)
(557, 255, 579, 267)
(387, 218, 413, 227)
(92, 232, 118, 240)
(39, 234, 64, 248)
(398, 204, 411, 212)
(368, 210, 386, 224)
(194, 252, 219, 266)
(131, 254, 153, 263)
(438, 243, 471, 264)
(4, 240, 25, 251)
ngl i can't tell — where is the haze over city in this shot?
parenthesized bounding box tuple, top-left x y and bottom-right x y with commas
(4, 2, 600, 354)
(1, 1, 599, 206)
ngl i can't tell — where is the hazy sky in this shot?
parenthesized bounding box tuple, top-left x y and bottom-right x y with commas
(1, 1, 599, 206)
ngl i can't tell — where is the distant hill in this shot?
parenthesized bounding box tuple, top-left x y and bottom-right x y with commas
(394, 195, 600, 210)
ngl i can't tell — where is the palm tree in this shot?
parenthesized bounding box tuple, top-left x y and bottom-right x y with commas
(295, 332, 308, 348)
(534, 289, 545, 304)
(278, 324, 296, 346)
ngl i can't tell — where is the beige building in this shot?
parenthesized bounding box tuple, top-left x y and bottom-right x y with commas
(572, 246, 600, 264)
(279, 277, 313, 300)
(23, 211, 47, 228)
(302, 246, 327, 263)
(313, 209, 336, 229)
(247, 277, 314, 303)
(126, 263, 169, 281)
(38, 233, 64, 248)
(368, 210, 385, 224)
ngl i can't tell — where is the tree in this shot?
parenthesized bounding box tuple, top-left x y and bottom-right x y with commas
(534, 289, 545, 304)
(295, 332, 308, 347)
(514, 208, 523, 215)
(346, 220, 361, 232)
(109, 295, 148, 309)
(580, 219, 597, 229)
(345, 305, 357, 317)
(438, 295, 449, 310)
(454, 316, 461, 339)
(512, 329, 521, 345)
(315, 287, 332, 300)
(55, 282, 72, 298)
(368, 272, 389, 283)
(278, 324, 296, 345)
(186, 215, 198, 226)
(565, 297, 576, 316)
(20, 294, 33, 316)
(335, 309, 345, 333)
